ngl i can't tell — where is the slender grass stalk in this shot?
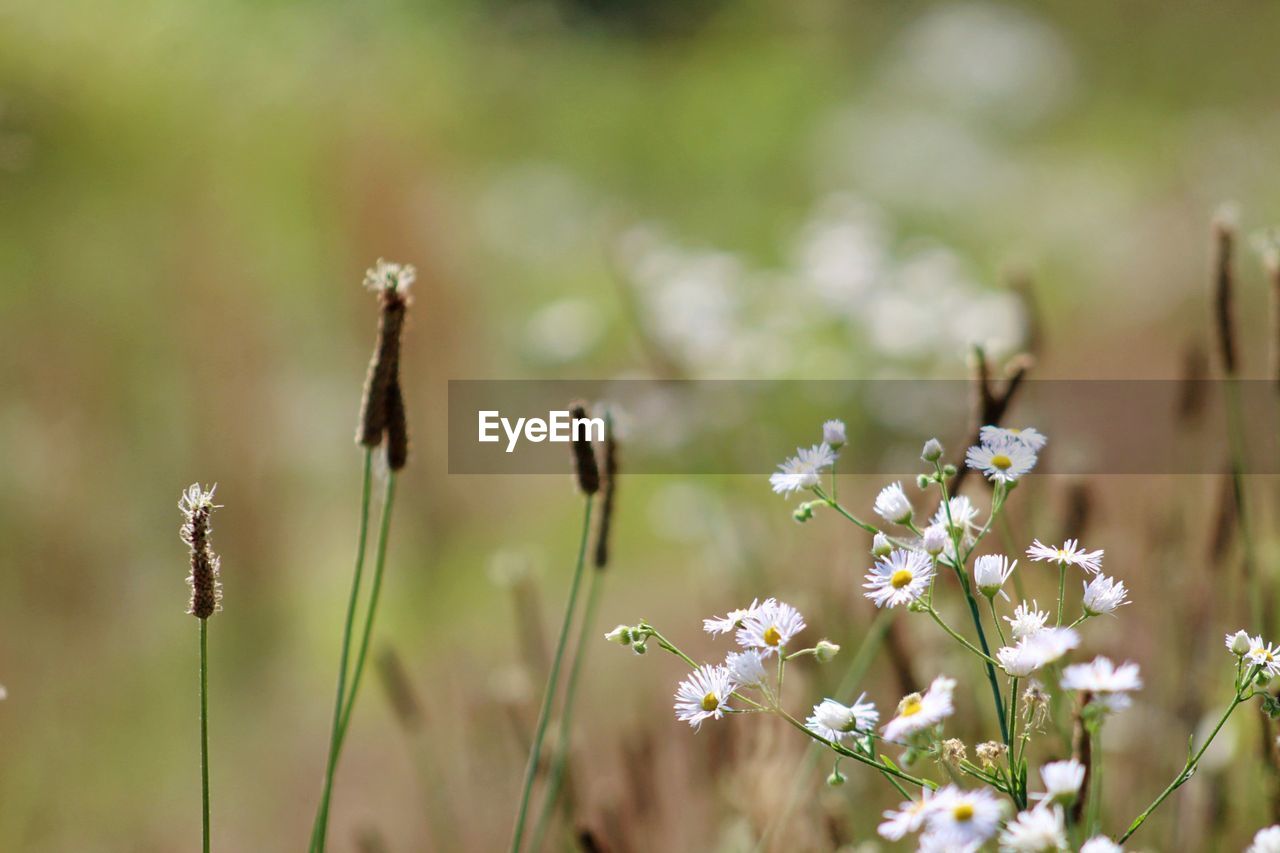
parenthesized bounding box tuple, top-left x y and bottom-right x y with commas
(335, 473, 399, 748)
(510, 496, 595, 853)
(526, 565, 604, 852)
(199, 617, 210, 853)
(310, 449, 375, 853)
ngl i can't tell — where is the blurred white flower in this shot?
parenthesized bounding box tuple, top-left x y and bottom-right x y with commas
(1248, 826, 1280, 853)
(1033, 759, 1085, 804)
(980, 425, 1048, 451)
(999, 804, 1067, 852)
(770, 444, 837, 496)
(822, 419, 847, 449)
(883, 676, 956, 741)
(1082, 574, 1129, 616)
(1061, 657, 1143, 713)
(925, 785, 1006, 848)
(704, 600, 761, 636)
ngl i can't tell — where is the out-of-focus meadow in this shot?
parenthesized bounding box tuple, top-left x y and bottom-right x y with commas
(2, 1, 1279, 850)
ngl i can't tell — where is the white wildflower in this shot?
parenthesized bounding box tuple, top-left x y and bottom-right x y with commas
(874, 481, 914, 524)
(673, 664, 735, 728)
(966, 437, 1038, 484)
(879, 788, 938, 841)
(769, 443, 836, 495)
(922, 524, 949, 556)
(724, 649, 769, 689)
(1245, 636, 1280, 678)
(998, 628, 1080, 677)
(1248, 826, 1280, 853)
(823, 419, 847, 449)
(1227, 630, 1252, 657)
(932, 495, 979, 537)
(363, 258, 416, 294)
(1082, 574, 1129, 616)
(1079, 837, 1123, 853)
(1027, 538, 1104, 574)
(999, 804, 1067, 852)
(974, 554, 1016, 600)
(1032, 759, 1085, 804)
(882, 676, 956, 742)
(1005, 601, 1049, 640)
(805, 694, 879, 743)
(925, 785, 1006, 848)
(1061, 657, 1142, 713)
(735, 598, 805, 656)
(864, 549, 935, 609)
(703, 599, 760, 635)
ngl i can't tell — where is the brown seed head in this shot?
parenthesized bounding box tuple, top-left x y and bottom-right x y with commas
(593, 418, 618, 569)
(1213, 210, 1240, 376)
(179, 483, 223, 619)
(385, 378, 410, 471)
(569, 401, 600, 496)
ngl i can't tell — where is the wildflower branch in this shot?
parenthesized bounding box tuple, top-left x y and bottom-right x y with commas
(1119, 666, 1262, 843)
(923, 605, 999, 667)
(776, 708, 935, 791)
(811, 485, 879, 535)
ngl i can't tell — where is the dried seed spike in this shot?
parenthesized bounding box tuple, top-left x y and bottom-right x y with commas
(593, 417, 619, 570)
(180, 483, 223, 619)
(1213, 210, 1240, 377)
(569, 401, 600, 496)
(385, 378, 410, 471)
(357, 260, 412, 448)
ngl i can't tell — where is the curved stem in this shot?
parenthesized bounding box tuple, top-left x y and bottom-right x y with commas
(510, 496, 595, 853)
(811, 485, 879, 535)
(310, 449, 374, 852)
(927, 607, 999, 666)
(199, 618, 210, 853)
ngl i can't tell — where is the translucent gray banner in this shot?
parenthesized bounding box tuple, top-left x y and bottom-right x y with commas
(447, 380, 1279, 475)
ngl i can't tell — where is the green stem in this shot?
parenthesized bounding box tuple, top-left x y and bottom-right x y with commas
(200, 618, 210, 853)
(1119, 683, 1252, 843)
(1056, 564, 1066, 627)
(989, 598, 1008, 647)
(811, 485, 879, 535)
(510, 496, 595, 853)
(310, 449, 374, 853)
(927, 607, 999, 666)
(777, 709, 933, 790)
(334, 474, 399, 748)
(1085, 725, 1103, 835)
(527, 566, 606, 852)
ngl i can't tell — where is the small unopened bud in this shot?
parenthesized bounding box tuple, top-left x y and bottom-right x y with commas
(814, 640, 841, 662)
(975, 741, 1007, 768)
(793, 501, 817, 523)
(569, 401, 601, 496)
(823, 419, 847, 450)
(942, 464, 958, 478)
(631, 639, 647, 655)
(604, 625, 633, 645)
(872, 532, 893, 558)
(940, 738, 967, 767)
(826, 768, 846, 787)
(973, 555, 1014, 600)
(922, 525, 948, 556)
(916, 473, 932, 490)
(357, 260, 413, 448)
(1229, 630, 1251, 657)
(921, 438, 943, 463)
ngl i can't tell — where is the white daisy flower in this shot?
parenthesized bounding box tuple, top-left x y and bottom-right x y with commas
(878, 789, 938, 841)
(724, 649, 769, 689)
(769, 443, 836, 495)
(874, 481, 914, 524)
(703, 599, 761, 635)
(974, 554, 1016, 600)
(925, 785, 1006, 847)
(1026, 538, 1104, 574)
(1079, 836, 1123, 853)
(1032, 759, 1085, 804)
(966, 438, 1038, 484)
(1061, 657, 1143, 712)
(822, 419, 846, 449)
(998, 628, 1080, 677)
(864, 549, 935, 609)
(919, 832, 982, 853)
(932, 495, 979, 537)
(735, 598, 805, 656)
(1248, 825, 1280, 853)
(882, 676, 956, 742)
(673, 664, 735, 728)
(999, 804, 1067, 852)
(1245, 636, 1280, 678)
(805, 694, 879, 743)
(363, 258, 416, 294)
(1005, 601, 1049, 640)
(1227, 630, 1252, 656)
(980, 425, 1048, 451)
(1082, 574, 1129, 616)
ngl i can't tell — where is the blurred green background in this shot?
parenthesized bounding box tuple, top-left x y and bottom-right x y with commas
(2, 1, 1279, 850)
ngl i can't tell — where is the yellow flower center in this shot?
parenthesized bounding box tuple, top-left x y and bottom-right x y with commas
(701, 692, 720, 712)
(890, 569, 914, 589)
(900, 695, 923, 717)
(1254, 647, 1273, 660)
(991, 454, 1013, 470)
(952, 803, 975, 821)
(763, 626, 782, 646)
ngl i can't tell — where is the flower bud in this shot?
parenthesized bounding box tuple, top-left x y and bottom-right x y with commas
(793, 502, 816, 523)
(631, 639, 647, 655)
(823, 419, 847, 450)
(872, 532, 893, 558)
(922, 525, 948, 556)
(942, 464, 958, 478)
(916, 473, 932, 490)
(874, 482, 913, 525)
(1229, 630, 1251, 656)
(604, 625, 633, 646)
(921, 438, 943, 462)
(973, 555, 1014, 600)
(826, 768, 846, 787)
(814, 640, 841, 662)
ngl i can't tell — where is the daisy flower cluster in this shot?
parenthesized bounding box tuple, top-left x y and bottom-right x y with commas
(610, 420, 1278, 850)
